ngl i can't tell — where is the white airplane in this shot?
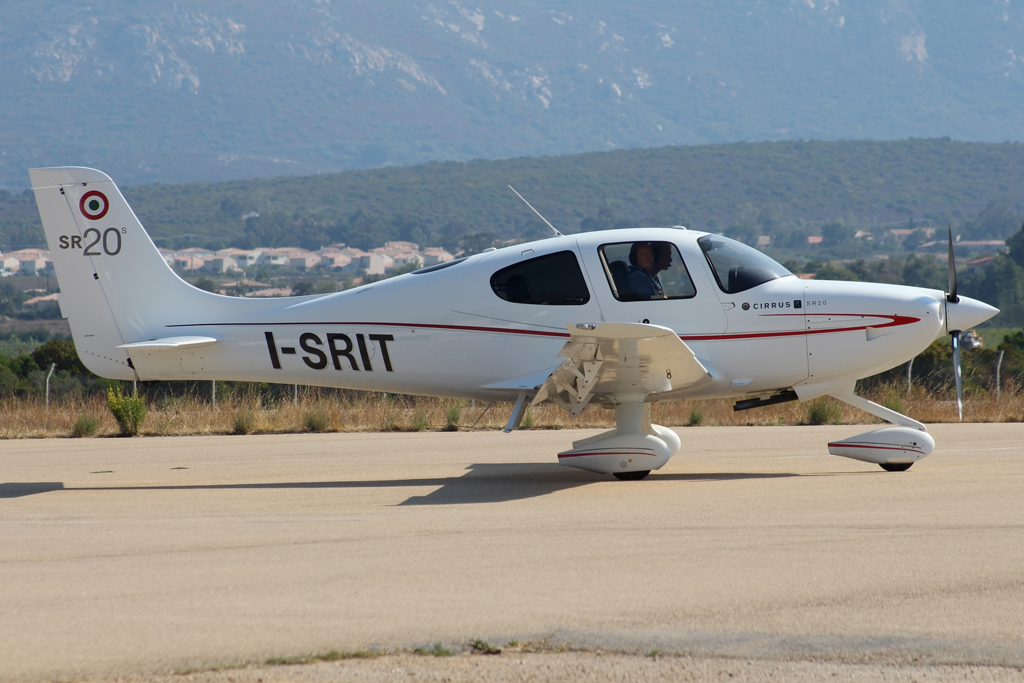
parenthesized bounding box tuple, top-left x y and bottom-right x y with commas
(31, 167, 998, 479)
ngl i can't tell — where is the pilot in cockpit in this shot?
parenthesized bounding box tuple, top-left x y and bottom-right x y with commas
(626, 242, 668, 300)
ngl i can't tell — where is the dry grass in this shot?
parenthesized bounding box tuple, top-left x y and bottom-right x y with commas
(0, 383, 1021, 439)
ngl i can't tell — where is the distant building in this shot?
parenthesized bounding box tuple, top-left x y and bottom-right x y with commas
(421, 247, 454, 266)
(340, 247, 392, 275)
(378, 249, 420, 270)
(245, 287, 293, 298)
(23, 292, 59, 307)
(157, 248, 177, 268)
(377, 240, 420, 255)
(806, 235, 823, 245)
(257, 248, 290, 266)
(966, 256, 998, 273)
(317, 249, 353, 269)
(174, 255, 204, 271)
(7, 249, 52, 275)
(1, 253, 20, 275)
(217, 248, 263, 268)
(287, 249, 321, 269)
(200, 256, 240, 274)
(887, 227, 936, 242)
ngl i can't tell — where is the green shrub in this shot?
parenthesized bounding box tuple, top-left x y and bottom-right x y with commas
(107, 386, 146, 436)
(443, 400, 463, 432)
(303, 409, 330, 432)
(71, 414, 100, 438)
(233, 408, 257, 435)
(521, 409, 535, 429)
(414, 643, 453, 657)
(687, 408, 704, 426)
(805, 398, 842, 425)
(411, 409, 429, 432)
(879, 389, 905, 415)
(469, 639, 501, 655)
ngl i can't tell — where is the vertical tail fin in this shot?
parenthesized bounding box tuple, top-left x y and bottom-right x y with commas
(30, 166, 215, 378)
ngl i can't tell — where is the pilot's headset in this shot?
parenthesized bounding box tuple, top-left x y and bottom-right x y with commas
(628, 242, 652, 267)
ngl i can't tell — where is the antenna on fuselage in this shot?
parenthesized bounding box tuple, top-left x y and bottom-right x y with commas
(508, 185, 563, 237)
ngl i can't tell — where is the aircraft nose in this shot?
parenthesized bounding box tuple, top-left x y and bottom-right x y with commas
(946, 296, 999, 333)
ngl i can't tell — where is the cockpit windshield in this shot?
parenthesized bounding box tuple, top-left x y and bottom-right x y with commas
(697, 234, 792, 294)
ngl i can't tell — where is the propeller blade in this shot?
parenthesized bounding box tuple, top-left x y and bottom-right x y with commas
(947, 225, 959, 303)
(952, 331, 963, 421)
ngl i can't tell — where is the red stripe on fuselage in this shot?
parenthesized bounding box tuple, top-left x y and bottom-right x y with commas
(679, 313, 920, 342)
(168, 320, 571, 338)
(558, 450, 657, 459)
(168, 313, 920, 342)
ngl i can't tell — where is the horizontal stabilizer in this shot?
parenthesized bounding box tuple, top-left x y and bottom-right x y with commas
(117, 336, 219, 350)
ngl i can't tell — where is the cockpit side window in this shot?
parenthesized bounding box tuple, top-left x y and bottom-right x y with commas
(490, 250, 590, 305)
(697, 234, 792, 294)
(598, 241, 696, 301)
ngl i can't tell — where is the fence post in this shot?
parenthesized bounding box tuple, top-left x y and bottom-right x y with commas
(212, 380, 216, 409)
(994, 349, 1005, 401)
(45, 362, 55, 410)
(294, 384, 298, 404)
(906, 358, 914, 396)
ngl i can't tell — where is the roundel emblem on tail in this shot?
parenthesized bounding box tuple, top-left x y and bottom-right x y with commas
(79, 191, 109, 220)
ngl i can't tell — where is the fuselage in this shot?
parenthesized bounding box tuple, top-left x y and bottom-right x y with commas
(135, 228, 971, 404)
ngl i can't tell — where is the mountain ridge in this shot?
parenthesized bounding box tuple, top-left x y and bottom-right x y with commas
(2, 1, 1023, 189)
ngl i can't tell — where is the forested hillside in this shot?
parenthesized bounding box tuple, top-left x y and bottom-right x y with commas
(4, 139, 1023, 256)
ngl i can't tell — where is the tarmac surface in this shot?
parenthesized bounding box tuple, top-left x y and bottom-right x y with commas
(2, 423, 1023, 681)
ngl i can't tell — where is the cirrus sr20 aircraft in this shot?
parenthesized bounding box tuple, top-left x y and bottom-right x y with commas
(31, 167, 998, 479)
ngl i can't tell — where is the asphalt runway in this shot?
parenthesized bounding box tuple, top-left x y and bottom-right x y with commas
(2, 423, 1023, 681)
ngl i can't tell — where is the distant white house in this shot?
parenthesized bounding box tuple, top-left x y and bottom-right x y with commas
(173, 255, 205, 271)
(1, 252, 19, 275)
(6, 249, 52, 275)
(317, 248, 353, 269)
(340, 247, 393, 275)
(217, 248, 263, 268)
(421, 247, 454, 266)
(257, 248, 290, 266)
(287, 249, 321, 269)
(200, 256, 240, 274)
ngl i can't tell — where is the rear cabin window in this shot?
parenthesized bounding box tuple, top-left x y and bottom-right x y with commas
(598, 241, 696, 301)
(490, 250, 591, 305)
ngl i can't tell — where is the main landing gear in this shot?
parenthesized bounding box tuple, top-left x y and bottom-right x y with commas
(556, 402, 680, 480)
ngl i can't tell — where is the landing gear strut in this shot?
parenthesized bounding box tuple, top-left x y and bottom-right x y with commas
(557, 402, 681, 478)
(822, 382, 933, 472)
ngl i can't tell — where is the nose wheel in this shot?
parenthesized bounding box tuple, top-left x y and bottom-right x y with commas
(613, 470, 651, 481)
(879, 462, 914, 472)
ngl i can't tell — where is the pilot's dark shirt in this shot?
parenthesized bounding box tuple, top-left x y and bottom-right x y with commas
(626, 266, 664, 299)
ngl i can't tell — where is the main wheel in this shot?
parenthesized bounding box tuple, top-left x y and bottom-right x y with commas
(880, 462, 913, 472)
(613, 470, 651, 481)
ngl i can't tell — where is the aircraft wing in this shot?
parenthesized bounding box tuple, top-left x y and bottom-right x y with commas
(531, 322, 712, 416)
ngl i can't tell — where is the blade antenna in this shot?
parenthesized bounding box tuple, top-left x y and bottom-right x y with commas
(508, 185, 563, 237)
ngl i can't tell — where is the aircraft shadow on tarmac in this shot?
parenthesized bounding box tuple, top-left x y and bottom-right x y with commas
(1, 468, 800, 505)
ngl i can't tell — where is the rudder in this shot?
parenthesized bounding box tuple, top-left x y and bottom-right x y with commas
(30, 166, 215, 379)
